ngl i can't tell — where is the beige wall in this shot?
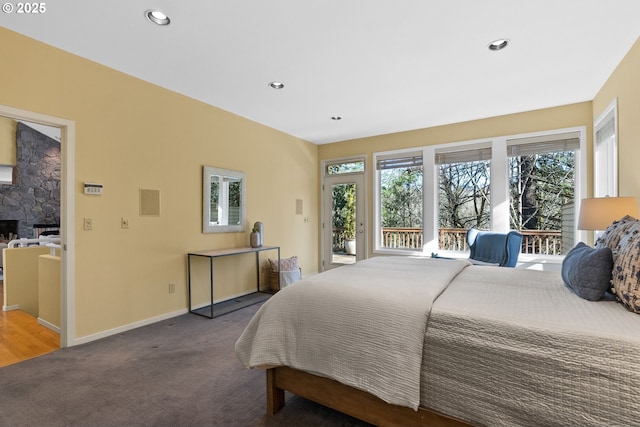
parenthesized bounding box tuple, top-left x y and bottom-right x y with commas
(39, 254, 61, 329)
(0, 116, 17, 165)
(3, 246, 50, 317)
(593, 37, 640, 200)
(319, 102, 594, 258)
(0, 28, 319, 340)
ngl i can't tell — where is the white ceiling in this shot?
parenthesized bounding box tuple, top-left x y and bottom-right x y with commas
(2, 1, 640, 144)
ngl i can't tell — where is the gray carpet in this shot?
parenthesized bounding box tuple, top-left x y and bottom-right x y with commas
(0, 303, 372, 427)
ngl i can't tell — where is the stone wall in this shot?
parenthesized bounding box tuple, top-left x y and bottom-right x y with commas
(0, 122, 60, 239)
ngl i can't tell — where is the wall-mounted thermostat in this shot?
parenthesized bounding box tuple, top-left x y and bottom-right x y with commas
(84, 182, 103, 195)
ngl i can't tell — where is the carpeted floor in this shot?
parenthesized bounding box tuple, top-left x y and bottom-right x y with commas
(0, 302, 372, 427)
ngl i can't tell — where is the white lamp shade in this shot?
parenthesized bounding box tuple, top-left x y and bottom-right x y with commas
(578, 197, 639, 230)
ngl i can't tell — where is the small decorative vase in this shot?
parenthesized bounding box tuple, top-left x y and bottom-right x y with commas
(250, 231, 261, 248)
(253, 222, 264, 246)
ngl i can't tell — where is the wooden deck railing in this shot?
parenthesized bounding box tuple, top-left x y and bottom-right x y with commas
(333, 227, 564, 255)
(436, 228, 563, 255)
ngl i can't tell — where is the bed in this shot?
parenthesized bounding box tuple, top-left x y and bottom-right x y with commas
(235, 231, 640, 426)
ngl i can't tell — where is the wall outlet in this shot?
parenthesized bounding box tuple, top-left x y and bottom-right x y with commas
(121, 217, 129, 229)
(168, 283, 175, 294)
(83, 218, 93, 230)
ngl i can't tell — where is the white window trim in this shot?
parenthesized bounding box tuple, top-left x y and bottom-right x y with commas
(372, 147, 427, 256)
(373, 127, 587, 261)
(593, 98, 618, 197)
(321, 155, 368, 264)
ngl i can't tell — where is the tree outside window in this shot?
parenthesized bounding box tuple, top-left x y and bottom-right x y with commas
(374, 131, 581, 256)
(379, 161, 423, 251)
(438, 160, 491, 230)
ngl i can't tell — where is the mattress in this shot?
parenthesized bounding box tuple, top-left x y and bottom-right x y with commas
(422, 266, 640, 427)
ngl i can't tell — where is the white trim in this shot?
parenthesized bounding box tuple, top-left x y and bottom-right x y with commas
(422, 146, 437, 254)
(3, 304, 19, 311)
(320, 155, 367, 271)
(0, 104, 76, 347)
(202, 166, 246, 233)
(38, 317, 61, 333)
(593, 98, 618, 198)
(74, 308, 188, 346)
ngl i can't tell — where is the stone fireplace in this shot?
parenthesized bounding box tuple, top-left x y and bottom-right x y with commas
(0, 220, 18, 242)
(0, 121, 60, 239)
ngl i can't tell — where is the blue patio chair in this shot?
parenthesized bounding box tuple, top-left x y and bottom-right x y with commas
(466, 228, 523, 267)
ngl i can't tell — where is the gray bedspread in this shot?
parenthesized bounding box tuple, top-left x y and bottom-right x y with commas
(423, 266, 640, 427)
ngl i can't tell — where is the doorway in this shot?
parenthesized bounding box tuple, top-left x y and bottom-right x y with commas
(322, 160, 366, 271)
(0, 104, 75, 352)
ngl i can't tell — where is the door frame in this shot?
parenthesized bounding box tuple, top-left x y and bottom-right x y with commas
(0, 104, 75, 348)
(320, 157, 367, 271)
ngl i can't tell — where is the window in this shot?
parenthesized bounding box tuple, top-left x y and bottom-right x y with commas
(436, 145, 491, 251)
(507, 132, 580, 255)
(326, 160, 365, 175)
(373, 128, 585, 257)
(594, 100, 617, 197)
(375, 152, 423, 251)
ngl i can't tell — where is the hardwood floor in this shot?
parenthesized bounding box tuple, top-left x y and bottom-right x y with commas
(0, 280, 60, 368)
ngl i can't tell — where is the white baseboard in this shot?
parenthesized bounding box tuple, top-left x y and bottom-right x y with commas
(73, 308, 189, 346)
(73, 289, 267, 346)
(2, 304, 19, 311)
(38, 317, 60, 333)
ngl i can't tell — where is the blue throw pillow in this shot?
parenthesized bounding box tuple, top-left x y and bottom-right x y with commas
(561, 242, 613, 301)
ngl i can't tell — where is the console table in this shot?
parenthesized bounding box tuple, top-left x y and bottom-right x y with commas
(187, 245, 280, 318)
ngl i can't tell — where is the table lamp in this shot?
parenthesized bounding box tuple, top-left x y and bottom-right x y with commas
(577, 196, 639, 230)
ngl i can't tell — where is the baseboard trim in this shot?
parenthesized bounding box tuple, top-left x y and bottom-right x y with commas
(2, 304, 19, 312)
(74, 308, 189, 346)
(38, 317, 61, 333)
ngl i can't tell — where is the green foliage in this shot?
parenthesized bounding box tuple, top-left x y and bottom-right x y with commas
(332, 183, 349, 229)
(327, 162, 364, 174)
(381, 167, 423, 228)
(344, 185, 356, 239)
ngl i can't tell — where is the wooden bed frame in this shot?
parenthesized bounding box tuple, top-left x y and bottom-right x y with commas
(266, 367, 473, 427)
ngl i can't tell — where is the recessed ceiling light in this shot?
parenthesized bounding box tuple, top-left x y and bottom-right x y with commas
(269, 81, 285, 89)
(331, 116, 342, 121)
(488, 38, 509, 51)
(145, 9, 170, 26)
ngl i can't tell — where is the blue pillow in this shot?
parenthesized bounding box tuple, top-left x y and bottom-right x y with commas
(561, 242, 613, 301)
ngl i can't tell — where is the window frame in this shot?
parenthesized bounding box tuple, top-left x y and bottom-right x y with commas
(593, 98, 618, 197)
(373, 127, 587, 262)
(435, 141, 493, 235)
(373, 148, 425, 255)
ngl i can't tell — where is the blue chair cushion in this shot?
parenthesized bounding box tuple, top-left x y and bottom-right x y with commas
(467, 228, 523, 267)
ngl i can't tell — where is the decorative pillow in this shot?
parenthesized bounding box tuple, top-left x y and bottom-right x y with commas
(595, 215, 639, 254)
(561, 242, 613, 301)
(269, 256, 299, 272)
(611, 229, 640, 313)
